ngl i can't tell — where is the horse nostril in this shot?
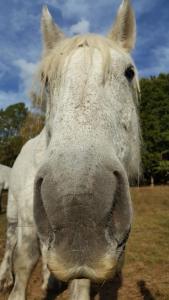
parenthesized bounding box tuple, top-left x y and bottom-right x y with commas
(113, 170, 120, 178)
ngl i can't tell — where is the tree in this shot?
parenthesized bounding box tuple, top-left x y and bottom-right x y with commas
(20, 112, 44, 144)
(0, 103, 28, 137)
(0, 103, 44, 167)
(0, 136, 23, 166)
(140, 73, 169, 184)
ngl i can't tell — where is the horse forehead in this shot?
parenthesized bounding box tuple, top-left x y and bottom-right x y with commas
(64, 47, 103, 74)
(52, 47, 134, 116)
(63, 46, 130, 74)
(109, 48, 131, 63)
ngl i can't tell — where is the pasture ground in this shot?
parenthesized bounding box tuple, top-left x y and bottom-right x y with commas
(0, 187, 169, 299)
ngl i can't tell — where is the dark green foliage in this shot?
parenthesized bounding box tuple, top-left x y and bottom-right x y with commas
(140, 74, 169, 184)
(0, 136, 23, 167)
(0, 103, 28, 166)
(0, 103, 28, 137)
(0, 103, 44, 167)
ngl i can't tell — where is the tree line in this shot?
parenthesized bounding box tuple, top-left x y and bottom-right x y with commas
(0, 103, 44, 167)
(0, 73, 169, 184)
(140, 73, 169, 184)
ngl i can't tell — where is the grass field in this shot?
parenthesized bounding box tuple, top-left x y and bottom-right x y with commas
(0, 186, 169, 299)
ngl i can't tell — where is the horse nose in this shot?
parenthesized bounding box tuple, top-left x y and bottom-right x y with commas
(34, 159, 132, 245)
(33, 158, 132, 282)
(34, 160, 117, 233)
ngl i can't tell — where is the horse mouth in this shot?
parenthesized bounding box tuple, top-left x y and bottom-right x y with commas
(46, 251, 118, 282)
(48, 265, 117, 282)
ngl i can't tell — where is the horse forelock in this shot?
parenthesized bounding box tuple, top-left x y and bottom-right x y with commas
(32, 34, 139, 108)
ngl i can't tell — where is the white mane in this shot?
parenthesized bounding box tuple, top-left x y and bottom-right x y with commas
(34, 34, 140, 110)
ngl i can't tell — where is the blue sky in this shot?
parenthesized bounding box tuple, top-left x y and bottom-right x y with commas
(0, 0, 169, 109)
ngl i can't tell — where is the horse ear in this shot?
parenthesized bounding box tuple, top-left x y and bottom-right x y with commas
(108, 0, 136, 52)
(41, 6, 65, 52)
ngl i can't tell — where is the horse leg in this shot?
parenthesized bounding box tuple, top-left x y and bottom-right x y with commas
(0, 192, 17, 292)
(69, 279, 90, 300)
(8, 223, 40, 300)
(0, 222, 17, 292)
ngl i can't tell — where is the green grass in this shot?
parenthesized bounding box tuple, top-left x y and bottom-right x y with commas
(122, 187, 169, 299)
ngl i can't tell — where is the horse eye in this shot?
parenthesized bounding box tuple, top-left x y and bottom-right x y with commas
(125, 66, 135, 81)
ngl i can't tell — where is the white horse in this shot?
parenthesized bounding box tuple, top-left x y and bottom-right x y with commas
(0, 0, 141, 299)
(0, 164, 11, 213)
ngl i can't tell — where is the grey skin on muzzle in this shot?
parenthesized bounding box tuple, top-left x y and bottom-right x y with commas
(34, 145, 132, 282)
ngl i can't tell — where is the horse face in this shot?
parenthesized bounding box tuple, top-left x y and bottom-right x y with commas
(33, 0, 140, 282)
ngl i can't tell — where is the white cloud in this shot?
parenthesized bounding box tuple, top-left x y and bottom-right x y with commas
(0, 62, 10, 80)
(60, 0, 89, 19)
(0, 59, 37, 109)
(40, 0, 158, 23)
(133, 0, 158, 15)
(37, 0, 118, 25)
(0, 90, 29, 108)
(69, 19, 90, 35)
(14, 59, 37, 92)
(43, 0, 90, 19)
(139, 45, 169, 77)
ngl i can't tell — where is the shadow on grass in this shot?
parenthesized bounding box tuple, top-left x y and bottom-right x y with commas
(44, 273, 123, 300)
(137, 280, 155, 300)
(43, 274, 67, 300)
(41, 274, 156, 300)
(91, 272, 123, 300)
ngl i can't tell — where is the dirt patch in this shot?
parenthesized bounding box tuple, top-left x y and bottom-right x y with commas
(0, 187, 169, 299)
